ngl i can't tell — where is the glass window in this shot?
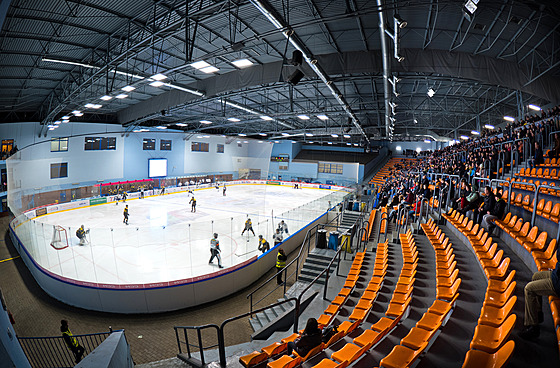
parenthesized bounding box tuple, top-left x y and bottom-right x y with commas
(84, 137, 116, 150)
(160, 139, 172, 151)
(51, 137, 68, 152)
(50, 162, 68, 178)
(318, 162, 343, 174)
(191, 142, 209, 152)
(217, 144, 224, 153)
(143, 138, 156, 150)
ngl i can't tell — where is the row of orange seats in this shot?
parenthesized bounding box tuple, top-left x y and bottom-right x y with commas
(516, 167, 560, 180)
(506, 192, 560, 223)
(444, 209, 517, 367)
(378, 224, 461, 367)
(239, 251, 368, 368)
(510, 179, 560, 196)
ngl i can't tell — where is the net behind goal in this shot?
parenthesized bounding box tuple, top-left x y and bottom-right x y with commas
(51, 225, 69, 250)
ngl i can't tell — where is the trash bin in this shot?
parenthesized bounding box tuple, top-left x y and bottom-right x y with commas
(346, 201, 354, 211)
(316, 229, 327, 249)
(360, 202, 366, 211)
(352, 201, 360, 211)
(328, 231, 340, 250)
(341, 232, 352, 252)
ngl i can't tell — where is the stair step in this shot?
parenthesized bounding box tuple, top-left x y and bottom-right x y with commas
(298, 275, 326, 285)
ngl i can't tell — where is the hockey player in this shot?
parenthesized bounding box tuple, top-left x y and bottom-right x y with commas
(209, 233, 224, 268)
(122, 191, 127, 203)
(273, 228, 283, 246)
(189, 196, 197, 212)
(160, 186, 165, 195)
(75, 225, 89, 246)
(258, 235, 270, 254)
(123, 205, 129, 225)
(278, 220, 289, 234)
(241, 218, 255, 236)
(223, 185, 227, 196)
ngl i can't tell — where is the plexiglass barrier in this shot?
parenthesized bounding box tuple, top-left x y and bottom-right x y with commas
(10, 185, 348, 286)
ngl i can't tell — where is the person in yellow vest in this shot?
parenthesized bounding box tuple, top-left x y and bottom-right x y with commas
(276, 248, 287, 285)
(61, 320, 85, 363)
(189, 196, 197, 212)
(123, 205, 129, 225)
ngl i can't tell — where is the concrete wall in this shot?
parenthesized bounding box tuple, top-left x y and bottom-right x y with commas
(75, 331, 133, 368)
(0, 292, 31, 368)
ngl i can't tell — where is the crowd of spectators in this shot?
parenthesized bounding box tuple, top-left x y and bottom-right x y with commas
(373, 104, 560, 228)
(1, 145, 17, 161)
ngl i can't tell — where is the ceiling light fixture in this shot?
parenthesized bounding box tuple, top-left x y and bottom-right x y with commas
(343, 134, 351, 138)
(427, 88, 435, 97)
(297, 114, 310, 120)
(238, 133, 247, 136)
(200, 66, 219, 74)
(176, 123, 187, 127)
(115, 94, 128, 99)
(100, 95, 113, 101)
(149, 81, 165, 87)
(528, 104, 542, 111)
(259, 133, 267, 136)
(460, 135, 469, 140)
(122, 86, 135, 92)
(260, 116, 273, 121)
(503, 116, 515, 122)
(331, 134, 339, 138)
(71, 110, 81, 115)
(200, 120, 213, 124)
(316, 114, 328, 120)
(305, 133, 314, 137)
(281, 133, 290, 136)
(231, 59, 254, 68)
(150, 73, 167, 81)
(484, 124, 495, 130)
(190, 61, 211, 69)
(471, 130, 480, 135)
(228, 117, 241, 122)
(156, 126, 167, 129)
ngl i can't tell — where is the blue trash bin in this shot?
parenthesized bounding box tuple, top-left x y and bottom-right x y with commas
(352, 202, 360, 211)
(328, 231, 340, 250)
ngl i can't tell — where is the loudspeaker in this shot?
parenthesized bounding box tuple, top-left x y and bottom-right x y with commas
(287, 69, 304, 85)
(291, 50, 303, 66)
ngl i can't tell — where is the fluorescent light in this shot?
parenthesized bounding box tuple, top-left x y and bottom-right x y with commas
(427, 88, 435, 97)
(200, 66, 219, 74)
(353, 143, 359, 147)
(231, 59, 254, 68)
(396, 146, 402, 150)
(291, 140, 296, 143)
(151, 73, 167, 81)
(471, 130, 480, 135)
(100, 95, 113, 101)
(305, 133, 314, 137)
(203, 135, 210, 138)
(424, 139, 431, 143)
(61, 116, 70, 119)
(149, 81, 165, 87)
(156, 126, 167, 129)
(258, 141, 263, 143)
(42, 58, 99, 69)
(460, 135, 469, 140)
(163, 83, 204, 97)
(48, 127, 55, 130)
(484, 124, 495, 130)
(238, 133, 247, 136)
(115, 94, 128, 99)
(228, 117, 240, 122)
(346, 142, 351, 146)
(84, 104, 102, 109)
(176, 123, 188, 127)
(54, 121, 61, 125)
(244, 140, 249, 144)
(504, 116, 515, 122)
(308, 141, 314, 144)
(133, 130, 142, 133)
(71, 110, 81, 115)
(122, 85, 135, 92)
(261, 116, 273, 121)
(47, 124, 56, 128)
(317, 114, 328, 120)
(528, 104, 541, 111)
(297, 114, 310, 120)
(259, 133, 267, 136)
(281, 133, 290, 136)
(327, 142, 333, 145)
(274, 140, 280, 143)
(200, 120, 213, 124)
(416, 147, 421, 153)
(190, 60, 211, 69)
(331, 134, 339, 138)
(343, 134, 351, 139)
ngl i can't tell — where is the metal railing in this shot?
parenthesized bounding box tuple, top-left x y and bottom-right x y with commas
(18, 330, 118, 368)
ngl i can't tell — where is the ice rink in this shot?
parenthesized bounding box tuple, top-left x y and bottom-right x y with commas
(14, 184, 345, 285)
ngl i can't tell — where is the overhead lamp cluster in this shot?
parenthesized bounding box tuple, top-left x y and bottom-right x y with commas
(462, 0, 479, 22)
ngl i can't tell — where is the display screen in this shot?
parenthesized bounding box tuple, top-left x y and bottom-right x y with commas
(148, 158, 167, 178)
(270, 156, 289, 162)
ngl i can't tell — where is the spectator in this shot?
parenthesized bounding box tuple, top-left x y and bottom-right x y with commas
(61, 320, 85, 364)
(287, 318, 322, 356)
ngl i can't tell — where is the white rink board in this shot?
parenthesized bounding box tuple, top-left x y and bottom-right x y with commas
(13, 183, 343, 286)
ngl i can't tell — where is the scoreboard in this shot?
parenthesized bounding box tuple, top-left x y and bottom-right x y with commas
(270, 155, 289, 162)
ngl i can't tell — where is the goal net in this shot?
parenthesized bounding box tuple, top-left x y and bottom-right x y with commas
(50, 225, 69, 250)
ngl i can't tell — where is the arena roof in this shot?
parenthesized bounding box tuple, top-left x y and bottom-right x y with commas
(0, 0, 559, 144)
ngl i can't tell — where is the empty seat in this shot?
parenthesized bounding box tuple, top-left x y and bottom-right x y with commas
(462, 340, 515, 368)
(469, 314, 516, 354)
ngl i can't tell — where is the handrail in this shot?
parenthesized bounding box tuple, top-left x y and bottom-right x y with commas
(532, 185, 560, 237)
(548, 130, 560, 149)
(246, 210, 341, 314)
(18, 330, 118, 368)
(377, 216, 388, 245)
(416, 198, 429, 229)
(507, 180, 537, 224)
(173, 324, 220, 367)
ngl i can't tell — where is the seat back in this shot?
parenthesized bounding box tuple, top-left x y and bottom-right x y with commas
(522, 195, 530, 207)
(502, 212, 512, 224)
(551, 203, 560, 218)
(537, 199, 546, 212)
(507, 215, 518, 227)
(543, 201, 553, 215)
(518, 222, 530, 237)
(512, 219, 523, 232)
(526, 226, 539, 243)
(535, 231, 548, 249)
(537, 168, 543, 177)
(544, 239, 558, 259)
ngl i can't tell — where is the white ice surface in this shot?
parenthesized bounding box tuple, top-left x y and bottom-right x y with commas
(15, 184, 344, 285)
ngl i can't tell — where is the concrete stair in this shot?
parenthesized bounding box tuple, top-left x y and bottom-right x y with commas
(339, 210, 361, 233)
(297, 249, 337, 285)
(249, 297, 295, 332)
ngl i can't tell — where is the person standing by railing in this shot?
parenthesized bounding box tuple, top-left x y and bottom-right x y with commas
(276, 248, 287, 285)
(60, 320, 85, 364)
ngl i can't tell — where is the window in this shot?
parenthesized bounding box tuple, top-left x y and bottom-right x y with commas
(318, 162, 343, 174)
(217, 144, 224, 153)
(191, 142, 209, 152)
(143, 138, 156, 150)
(160, 139, 172, 151)
(84, 137, 116, 150)
(50, 163, 68, 179)
(51, 137, 68, 152)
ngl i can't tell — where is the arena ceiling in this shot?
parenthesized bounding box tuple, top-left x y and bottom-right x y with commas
(0, 0, 560, 145)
